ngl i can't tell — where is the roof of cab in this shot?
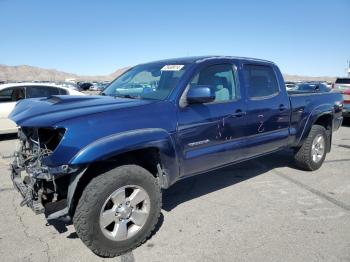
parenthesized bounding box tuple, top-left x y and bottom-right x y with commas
(140, 55, 274, 65)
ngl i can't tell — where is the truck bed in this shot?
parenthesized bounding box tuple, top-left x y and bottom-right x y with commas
(288, 91, 343, 147)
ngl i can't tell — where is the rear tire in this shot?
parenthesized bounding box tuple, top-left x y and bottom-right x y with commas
(294, 124, 328, 171)
(73, 165, 162, 257)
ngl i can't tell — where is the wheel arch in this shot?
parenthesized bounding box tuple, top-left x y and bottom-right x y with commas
(295, 105, 333, 150)
(67, 129, 179, 216)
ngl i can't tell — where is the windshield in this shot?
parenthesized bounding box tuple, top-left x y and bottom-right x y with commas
(102, 63, 188, 100)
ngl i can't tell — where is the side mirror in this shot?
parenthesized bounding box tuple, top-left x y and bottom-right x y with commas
(187, 85, 215, 104)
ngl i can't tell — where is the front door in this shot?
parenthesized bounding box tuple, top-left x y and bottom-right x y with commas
(177, 63, 247, 176)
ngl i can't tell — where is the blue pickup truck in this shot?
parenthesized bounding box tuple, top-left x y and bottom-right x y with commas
(9, 56, 343, 257)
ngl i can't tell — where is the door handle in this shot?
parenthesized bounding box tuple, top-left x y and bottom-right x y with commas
(279, 104, 287, 112)
(231, 109, 246, 117)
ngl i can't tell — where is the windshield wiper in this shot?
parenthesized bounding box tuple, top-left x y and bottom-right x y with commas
(113, 94, 138, 99)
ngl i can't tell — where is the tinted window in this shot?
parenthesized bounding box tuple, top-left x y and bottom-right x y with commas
(335, 78, 350, 84)
(0, 88, 13, 102)
(57, 88, 68, 95)
(26, 86, 60, 98)
(190, 64, 238, 102)
(243, 65, 279, 98)
(0, 87, 25, 102)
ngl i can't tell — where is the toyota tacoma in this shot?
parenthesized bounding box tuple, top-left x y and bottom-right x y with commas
(9, 56, 343, 257)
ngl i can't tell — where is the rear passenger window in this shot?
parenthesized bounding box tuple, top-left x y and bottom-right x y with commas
(190, 64, 238, 102)
(243, 65, 279, 99)
(26, 86, 60, 98)
(58, 88, 68, 95)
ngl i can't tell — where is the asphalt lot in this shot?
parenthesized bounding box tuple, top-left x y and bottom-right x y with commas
(0, 122, 349, 262)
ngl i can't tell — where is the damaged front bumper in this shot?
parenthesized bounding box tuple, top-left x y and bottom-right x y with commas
(11, 162, 43, 213)
(10, 127, 83, 221)
(10, 160, 78, 215)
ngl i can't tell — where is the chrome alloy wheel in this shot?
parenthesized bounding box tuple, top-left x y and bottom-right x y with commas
(311, 134, 325, 163)
(99, 185, 150, 241)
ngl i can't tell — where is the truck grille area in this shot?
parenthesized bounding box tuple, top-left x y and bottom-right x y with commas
(21, 127, 65, 153)
(10, 127, 67, 214)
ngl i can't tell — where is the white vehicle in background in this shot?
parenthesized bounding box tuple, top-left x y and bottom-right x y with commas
(0, 83, 84, 134)
(285, 81, 297, 91)
(332, 78, 350, 118)
(56, 81, 80, 91)
(65, 78, 76, 83)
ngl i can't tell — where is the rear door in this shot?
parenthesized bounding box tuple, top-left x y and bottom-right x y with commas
(242, 64, 291, 157)
(177, 62, 247, 176)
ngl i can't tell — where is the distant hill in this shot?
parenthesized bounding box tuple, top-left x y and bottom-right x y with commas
(0, 64, 337, 83)
(0, 64, 129, 82)
(283, 74, 336, 82)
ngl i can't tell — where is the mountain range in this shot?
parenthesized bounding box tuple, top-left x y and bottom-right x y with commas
(0, 64, 337, 83)
(0, 64, 130, 82)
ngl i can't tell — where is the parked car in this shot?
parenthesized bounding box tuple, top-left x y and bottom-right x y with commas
(333, 78, 350, 91)
(77, 82, 93, 91)
(332, 78, 350, 118)
(293, 82, 331, 93)
(9, 56, 343, 257)
(0, 83, 84, 134)
(56, 81, 80, 91)
(285, 81, 296, 91)
(90, 82, 108, 91)
(323, 82, 333, 89)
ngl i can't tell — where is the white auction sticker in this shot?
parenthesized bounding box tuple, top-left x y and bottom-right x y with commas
(161, 65, 184, 71)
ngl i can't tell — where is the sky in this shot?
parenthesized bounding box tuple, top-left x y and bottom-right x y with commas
(0, 0, 349, 77)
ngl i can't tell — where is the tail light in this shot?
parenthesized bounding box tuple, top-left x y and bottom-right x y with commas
(344, 90, 350, 104)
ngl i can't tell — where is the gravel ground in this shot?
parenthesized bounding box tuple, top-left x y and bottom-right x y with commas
(0, 122, 349, 262)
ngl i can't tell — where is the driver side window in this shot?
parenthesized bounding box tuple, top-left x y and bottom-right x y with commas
(189, 64, 238, 103)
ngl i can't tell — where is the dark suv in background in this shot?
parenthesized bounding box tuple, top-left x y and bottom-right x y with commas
(77, 82, 93, 91)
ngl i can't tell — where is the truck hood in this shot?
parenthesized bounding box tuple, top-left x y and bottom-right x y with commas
(10, 95, 155, 127)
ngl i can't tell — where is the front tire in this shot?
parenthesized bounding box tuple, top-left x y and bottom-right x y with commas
(73, 165, 162, 257)
(294, 124, 328, 171)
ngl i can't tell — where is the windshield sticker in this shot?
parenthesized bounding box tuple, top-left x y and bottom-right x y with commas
(161, 65, 184, 71)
